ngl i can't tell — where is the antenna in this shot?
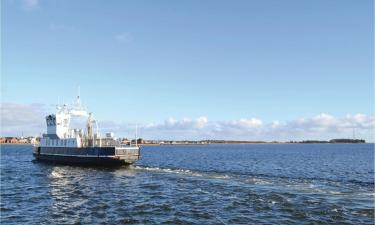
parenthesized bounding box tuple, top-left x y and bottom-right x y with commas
(77, 85, 81, 99)
(75, 85, 82, 109)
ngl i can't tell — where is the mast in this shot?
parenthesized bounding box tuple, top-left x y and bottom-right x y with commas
(87, 113, 93, 147)
(76, 86, 81, 108)
(135, 124, 138, 147)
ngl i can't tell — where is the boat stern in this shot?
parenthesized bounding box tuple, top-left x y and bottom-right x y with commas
(115, 146, 140, 164)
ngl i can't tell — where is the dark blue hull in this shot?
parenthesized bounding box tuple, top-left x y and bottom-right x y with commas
(34, 146, 139, 167)
(34, 153, 128, 166)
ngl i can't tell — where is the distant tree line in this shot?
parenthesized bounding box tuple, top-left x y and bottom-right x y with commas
(299, 139, 365, 144)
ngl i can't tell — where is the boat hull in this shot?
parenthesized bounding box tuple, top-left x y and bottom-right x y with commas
(33, 146, 140, 167)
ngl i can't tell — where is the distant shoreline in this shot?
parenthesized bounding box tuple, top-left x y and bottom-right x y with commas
(140, 142, 372, 146)
(0, 142, 375, 146)
(0, 143, 34, 145)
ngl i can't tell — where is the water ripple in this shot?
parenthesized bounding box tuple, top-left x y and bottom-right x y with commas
(1, 144, 374, 224)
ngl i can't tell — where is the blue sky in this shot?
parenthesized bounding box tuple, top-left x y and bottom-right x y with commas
(1, 0, 374, 141)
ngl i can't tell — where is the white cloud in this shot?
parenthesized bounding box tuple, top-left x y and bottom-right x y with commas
(136, 114, 374, 141)
(311, 113, 338, 127)
(114, 33, 131, 43)
(283, 113, 375, 133)
(147, 116, 209, 131)
(263, 113, 375, 141)
(343, 114, 375, 129)
(225, 118, 263, 129)
(271, 120, 281, 129)
(0, 103, 374, 141)
(0, 103, 45, 136)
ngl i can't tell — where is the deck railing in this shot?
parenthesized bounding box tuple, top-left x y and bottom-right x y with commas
(81, 138, 137, 148)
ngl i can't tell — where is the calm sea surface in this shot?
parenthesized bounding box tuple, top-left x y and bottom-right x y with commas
(1, 144, 374, 224)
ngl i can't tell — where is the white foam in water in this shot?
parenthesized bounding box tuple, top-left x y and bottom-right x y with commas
(247, 177, 272, 185)
(328, 191, 341, 195)
(134, 166, 197, 176)
(284, 182, 344, 196)
(134, 166, 358, 200)
(213, 174, 231, 179)
(191, 172, 203, 177)
(134, 166, 232, 180)
(357, 192, 375, 197)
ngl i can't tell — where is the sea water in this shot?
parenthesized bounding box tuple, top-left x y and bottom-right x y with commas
(1, 144, 374, 224)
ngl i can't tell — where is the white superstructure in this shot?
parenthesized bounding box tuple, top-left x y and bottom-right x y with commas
(39, 95, 103, 148)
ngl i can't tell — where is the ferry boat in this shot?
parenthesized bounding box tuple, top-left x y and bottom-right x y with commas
(33, 95, 140, 166)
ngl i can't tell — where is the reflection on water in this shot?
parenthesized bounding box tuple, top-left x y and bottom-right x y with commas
(1, 144, 374, 224)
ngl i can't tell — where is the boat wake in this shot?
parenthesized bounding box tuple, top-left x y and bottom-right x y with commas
(132, 165, 374, 195)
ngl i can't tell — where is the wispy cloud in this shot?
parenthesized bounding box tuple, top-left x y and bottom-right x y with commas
(114, 32, 132, 43)
(1, 103, 374, 141)
(148, 117, 209, 130)
(22, 0, 39, 11)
